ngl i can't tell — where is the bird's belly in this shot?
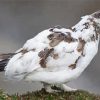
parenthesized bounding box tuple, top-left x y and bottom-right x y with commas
(25, 68, 81, 84)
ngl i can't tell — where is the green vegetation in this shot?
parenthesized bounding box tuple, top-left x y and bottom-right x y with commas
(0, 88, 100, 100)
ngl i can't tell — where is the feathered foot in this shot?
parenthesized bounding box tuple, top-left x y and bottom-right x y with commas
(60, 84, 77, 92)
(43, 83, 61, 93)
(43, 83, 77, 93)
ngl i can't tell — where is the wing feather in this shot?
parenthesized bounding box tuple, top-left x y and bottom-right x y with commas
(5, 28, 81, 80)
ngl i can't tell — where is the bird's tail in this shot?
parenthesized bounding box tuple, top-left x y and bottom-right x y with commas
(0, 53, 15, 72)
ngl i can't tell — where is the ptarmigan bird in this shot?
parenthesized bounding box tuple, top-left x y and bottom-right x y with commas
(0, 11, 100, 92)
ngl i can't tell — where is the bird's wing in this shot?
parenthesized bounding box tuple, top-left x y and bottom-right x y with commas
(5, 27, 82, 80)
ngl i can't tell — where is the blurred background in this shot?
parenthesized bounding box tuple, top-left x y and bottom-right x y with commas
(0, 0, 100, 94)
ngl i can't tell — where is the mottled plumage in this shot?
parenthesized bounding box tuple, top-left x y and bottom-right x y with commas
(0, 11, 100, 92)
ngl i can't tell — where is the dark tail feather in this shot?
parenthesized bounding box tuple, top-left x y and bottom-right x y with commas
(0, 53, 15, 72)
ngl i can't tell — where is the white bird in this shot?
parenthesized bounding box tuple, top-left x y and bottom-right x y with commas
(0, 11, 100, 92)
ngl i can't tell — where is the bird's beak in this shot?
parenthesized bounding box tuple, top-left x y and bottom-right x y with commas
(91, 10, 100, 19)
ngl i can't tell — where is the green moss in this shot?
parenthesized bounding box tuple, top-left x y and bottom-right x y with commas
(0, 90, 8, 100)
(0, 89, 100, 100)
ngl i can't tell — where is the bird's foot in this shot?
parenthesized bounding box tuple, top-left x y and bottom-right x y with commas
(43, 83, 61, 93)
(43, 83, 77, 93)
(60, 84, 77, 92)
(45, 86, 60, 93)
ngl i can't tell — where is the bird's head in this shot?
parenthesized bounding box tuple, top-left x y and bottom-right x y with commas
(91, 10, 100, 27)
(90, 11, 100, 40)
